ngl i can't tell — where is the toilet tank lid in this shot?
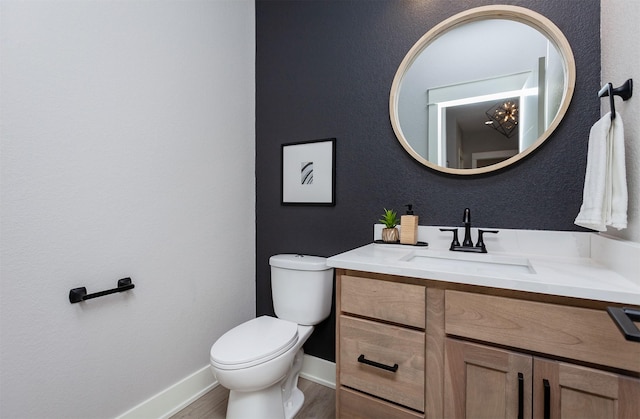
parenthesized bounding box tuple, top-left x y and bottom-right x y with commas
(269, 254, 330, 271)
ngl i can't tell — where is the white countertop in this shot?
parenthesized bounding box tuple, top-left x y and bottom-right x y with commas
(326, 227, 640, 305)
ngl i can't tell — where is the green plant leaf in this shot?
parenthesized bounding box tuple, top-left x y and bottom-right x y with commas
(379, 208, 399, 228)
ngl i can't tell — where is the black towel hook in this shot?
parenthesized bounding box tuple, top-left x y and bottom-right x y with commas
(598, 79, 633, 120)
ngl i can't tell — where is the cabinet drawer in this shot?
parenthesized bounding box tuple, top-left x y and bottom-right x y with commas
(338, 386, 424, 419)
(341, 275, 425, 328)
(339, 315, 425, 411)
(445, 290, 640, 373)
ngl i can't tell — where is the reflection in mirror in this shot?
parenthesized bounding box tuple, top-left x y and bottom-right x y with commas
(390, 6, 575, 174)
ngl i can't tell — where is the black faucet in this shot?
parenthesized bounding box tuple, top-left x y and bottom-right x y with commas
(462, 207, 473, 247)
(440, 208, 498, 253)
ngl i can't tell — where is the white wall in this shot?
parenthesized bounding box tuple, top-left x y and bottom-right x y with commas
(601, 0, 640, 243)
(0, 1, 255, 418)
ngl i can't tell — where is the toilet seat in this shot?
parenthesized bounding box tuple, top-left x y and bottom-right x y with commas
(210, 316, 298, 370)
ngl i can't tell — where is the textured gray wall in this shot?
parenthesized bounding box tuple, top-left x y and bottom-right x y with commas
(256, 0, 600, 362)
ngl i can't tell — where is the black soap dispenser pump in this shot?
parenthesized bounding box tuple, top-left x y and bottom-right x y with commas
(400, 204, 419, 245)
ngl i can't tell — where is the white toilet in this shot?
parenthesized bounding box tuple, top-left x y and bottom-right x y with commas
(210, 254, 334, 419)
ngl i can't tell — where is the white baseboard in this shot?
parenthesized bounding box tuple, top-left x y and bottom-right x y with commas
(116, 355, 336, 418)
(116, 366, 218, 419)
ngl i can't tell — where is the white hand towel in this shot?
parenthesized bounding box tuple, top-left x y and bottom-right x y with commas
(574, 112, 628, 231)
(609, 114, 628, 229)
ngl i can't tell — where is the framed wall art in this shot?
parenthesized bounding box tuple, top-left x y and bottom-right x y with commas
(281, 138, 336, 206)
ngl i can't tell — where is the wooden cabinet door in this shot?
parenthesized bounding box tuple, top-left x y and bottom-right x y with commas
(533, 358, 640, 419)
(444, 339, 532, 419)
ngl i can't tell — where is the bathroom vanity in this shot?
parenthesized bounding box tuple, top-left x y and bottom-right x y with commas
(327, 227, 640, 419)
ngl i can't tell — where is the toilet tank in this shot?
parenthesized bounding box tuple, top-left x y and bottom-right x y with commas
(269, 254, 334, 326)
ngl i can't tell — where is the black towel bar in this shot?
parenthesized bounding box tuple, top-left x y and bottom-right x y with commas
(598, 79, 633, 120)
(69, 277, 135, 304)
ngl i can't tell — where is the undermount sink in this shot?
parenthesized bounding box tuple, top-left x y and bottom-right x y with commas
(400, 251, 535, 276)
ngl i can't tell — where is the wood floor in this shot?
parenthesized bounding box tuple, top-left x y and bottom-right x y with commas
(170, 378, 335, 419)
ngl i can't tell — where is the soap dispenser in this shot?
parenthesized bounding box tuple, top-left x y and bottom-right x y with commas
(400, 204, 419, 245)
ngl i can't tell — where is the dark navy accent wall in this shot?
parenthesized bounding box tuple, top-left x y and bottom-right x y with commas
(256, 0, 600, 362)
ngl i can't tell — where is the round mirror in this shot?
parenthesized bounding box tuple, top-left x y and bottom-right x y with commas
(390, 5, 576, 175)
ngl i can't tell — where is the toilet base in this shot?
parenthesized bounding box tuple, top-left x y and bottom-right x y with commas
(226, 379, 306, 419)
(227, 384, 284, 419)
(283, 387, 304, 419)
(281, 348, 304, 419)
(224, 349, 306, 419)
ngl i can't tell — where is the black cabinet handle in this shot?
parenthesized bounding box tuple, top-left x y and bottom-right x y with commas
(357, 354, 398, 372)
(543, 379, 551, 419)
(607, 307, 640, 342)
(517, 372, 524, 419)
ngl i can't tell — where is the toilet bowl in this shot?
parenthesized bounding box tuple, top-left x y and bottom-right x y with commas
(209, 254, 333, 419)
(211, 316, 313, 418)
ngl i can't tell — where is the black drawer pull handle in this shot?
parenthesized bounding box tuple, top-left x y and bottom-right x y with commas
(517, 372, 524, 419)
(607, 307, 640, 342)
(357, 354, 398, 372)
(543, 379, 551, 419)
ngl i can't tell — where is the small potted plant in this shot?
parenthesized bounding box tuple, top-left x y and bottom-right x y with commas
(379, 208, 400, 242)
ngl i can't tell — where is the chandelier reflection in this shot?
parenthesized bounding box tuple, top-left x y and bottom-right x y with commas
(485, 100, 519, 138)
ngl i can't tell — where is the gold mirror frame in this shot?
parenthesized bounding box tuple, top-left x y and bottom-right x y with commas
(389, 5, 576, 175)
